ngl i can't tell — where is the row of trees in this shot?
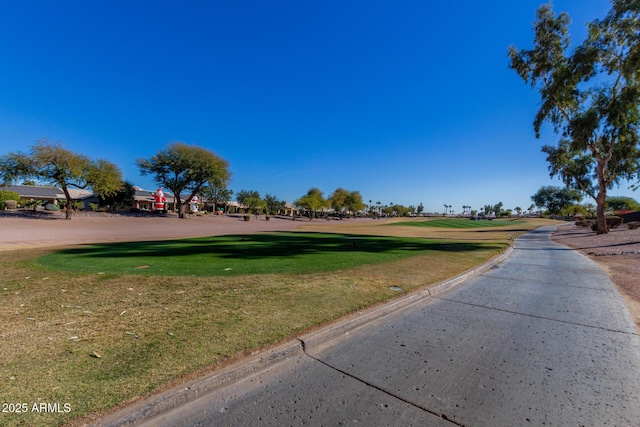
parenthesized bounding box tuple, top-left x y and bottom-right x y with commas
(294, 188, 365, 219)
(0, 140, 424, 221)
(0, 140, 231, 220)
(0, 139, 434, 221)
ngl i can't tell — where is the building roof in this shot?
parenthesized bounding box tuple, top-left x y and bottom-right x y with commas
(133, 187, 176, 202)
(1, 184, 64, 199)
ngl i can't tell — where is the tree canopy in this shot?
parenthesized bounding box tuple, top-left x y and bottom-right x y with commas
(531, 185, 583, 214)
(607, 195, 640, 212)
(137, 142, 230, 218)
(328, 188, 365, 217)
(508, 0, 640, 233)
(99, 180, 136, 210)
(0, 140, 123, 219)
(201, 178, 233, 212)
(236, 189, 265, 215)
(264, 193, 286, 215)
(295, 187, 327, 220)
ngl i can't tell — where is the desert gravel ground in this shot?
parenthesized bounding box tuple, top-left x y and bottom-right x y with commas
(552, 223, 640, 333)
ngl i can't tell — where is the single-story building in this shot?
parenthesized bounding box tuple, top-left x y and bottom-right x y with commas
(1, 184, 65, 205)
(2, 184, 102, 210)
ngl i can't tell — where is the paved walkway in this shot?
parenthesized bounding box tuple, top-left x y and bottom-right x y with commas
(97, 226, 640, 426)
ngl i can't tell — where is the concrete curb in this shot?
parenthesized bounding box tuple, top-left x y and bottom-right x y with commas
(92, 246, 514, 427)
(300, 246, 513, 352)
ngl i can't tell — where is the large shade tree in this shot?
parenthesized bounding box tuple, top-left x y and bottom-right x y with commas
(0, 140, 122, 219)
(328, 188, 365, 217)
(531, 185, 583, 214)
(328, 188, 350, 218)
(137, 142, 230, 218)
(508, 0, 640, 233)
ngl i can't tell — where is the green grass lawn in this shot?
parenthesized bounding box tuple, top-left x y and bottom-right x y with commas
(391, 218, 527, 229)
(35, 232, 499, 276)
(2, 231, 507, 426)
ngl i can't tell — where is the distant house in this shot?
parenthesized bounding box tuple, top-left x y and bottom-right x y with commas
(132, 187, 176, 211)
(1, 184, 99, 209)
(67, 188, 99, 209)
(1, 184, 65, 205)
(284, 203, 299, 217)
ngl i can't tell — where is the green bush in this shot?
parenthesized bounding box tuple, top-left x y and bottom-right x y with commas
(0, 190, 20, 204)
(243, 214, 250, 221)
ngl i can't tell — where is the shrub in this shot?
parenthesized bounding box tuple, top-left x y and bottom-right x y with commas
(0, 190, 20, 206)
(243, 214, 250, 221)
(575, 220, 595, 228)
(590, 216, 624, 231)
(45, 203, 60, 211)
(607, 216, 623, 228)
(628, 221, 640, 230)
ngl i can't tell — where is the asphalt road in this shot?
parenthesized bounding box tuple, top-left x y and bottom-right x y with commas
(114, 226, 640, 426)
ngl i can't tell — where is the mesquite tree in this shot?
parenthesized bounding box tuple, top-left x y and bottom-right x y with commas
(0, 139, 122, 219)
(137, 142, 230, 218)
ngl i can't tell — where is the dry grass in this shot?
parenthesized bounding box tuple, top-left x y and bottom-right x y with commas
(0, 218, 557, 426)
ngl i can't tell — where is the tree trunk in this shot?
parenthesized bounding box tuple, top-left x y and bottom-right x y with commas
(595, 192, 608, 234)
(595, 160, 608, 234)
(176, 199, 185, 218)
(61, 186, 73, 220)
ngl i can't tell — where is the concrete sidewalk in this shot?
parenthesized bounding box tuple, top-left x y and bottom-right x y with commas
(94, 226, 640, 426)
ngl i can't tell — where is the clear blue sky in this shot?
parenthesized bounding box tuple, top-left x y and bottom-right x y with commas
(1, 0, 635, 213)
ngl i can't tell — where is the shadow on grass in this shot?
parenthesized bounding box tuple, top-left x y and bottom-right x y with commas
(36, 233, 508, 276)
(47, 232, 505, 260)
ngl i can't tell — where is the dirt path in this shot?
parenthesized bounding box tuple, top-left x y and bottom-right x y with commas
(0, 211, 377, 250)
(552, 224, 640, 333)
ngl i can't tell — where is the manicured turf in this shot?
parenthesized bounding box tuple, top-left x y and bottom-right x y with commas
(391, 218, 526, 229)
(36, 232, 501, 276)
